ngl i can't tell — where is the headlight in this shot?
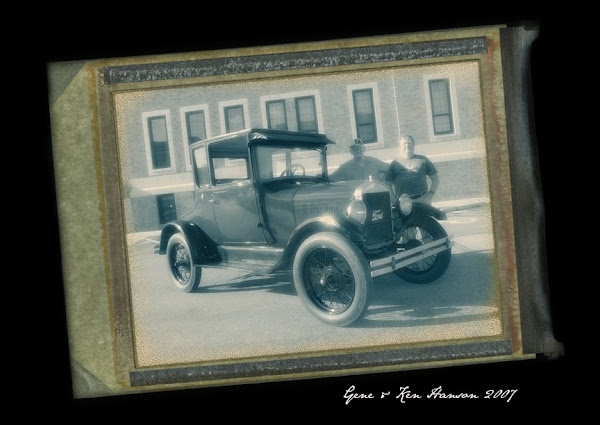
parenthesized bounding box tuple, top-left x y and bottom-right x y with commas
(397, 193, 412, 216)
(347, 199, 367, 224)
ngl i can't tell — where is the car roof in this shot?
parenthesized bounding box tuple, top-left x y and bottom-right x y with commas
(189, 128, 336, 149)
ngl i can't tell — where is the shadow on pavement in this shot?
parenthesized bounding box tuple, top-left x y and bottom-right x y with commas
(195, 272, 296, 296)
(190, 251, 498, 330)
(352, 250, 498, 329)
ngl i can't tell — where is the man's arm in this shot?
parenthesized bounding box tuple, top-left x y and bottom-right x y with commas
(374, 158, 390, 183)
(422, 173, 439, 205)
(329, 162, 349, 182)
(423, 157, 439, 204)
(384, 160, 397, 199)
(429, 173, 440, 194)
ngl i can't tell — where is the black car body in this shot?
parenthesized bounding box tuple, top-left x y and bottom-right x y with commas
(157, 128, 452, 326)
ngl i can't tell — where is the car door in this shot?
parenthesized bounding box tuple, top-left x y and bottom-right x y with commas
(189, 144, 221, 243)
(209, 142, 267, 244)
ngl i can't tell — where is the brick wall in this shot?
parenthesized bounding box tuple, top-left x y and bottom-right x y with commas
(116, 61, 487, 232)
(433, 157, 490, 201)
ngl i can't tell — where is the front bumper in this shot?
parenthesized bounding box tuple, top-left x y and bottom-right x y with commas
(369, 237, 453, 277)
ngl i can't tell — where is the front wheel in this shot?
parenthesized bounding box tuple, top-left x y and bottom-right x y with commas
(293, 232, 372, 326)
(394, 216, 451, 284)
(166, 233, 202, 292)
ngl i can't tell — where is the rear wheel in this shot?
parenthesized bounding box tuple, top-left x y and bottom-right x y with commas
(166, 233, 202, 292)
(293, 232, 372, 326)
(394, 216, 451, 284)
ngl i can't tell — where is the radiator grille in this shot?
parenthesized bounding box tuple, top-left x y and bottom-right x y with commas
(363, 192, 393, 244)
(363, 192, 392, 224)
(365, 220, 393, 244)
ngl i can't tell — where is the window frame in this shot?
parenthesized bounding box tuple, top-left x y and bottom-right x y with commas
(428, 78, 455, 136)
(423, 73, 461, 141)
(259, 90, 324, 134)
(224, 105, 245, 133)
(295, 95, 319, 133)
(346, 82, 383, 146)
(218, 99, 250, 135)
(352, 88, 378, 143)
(180, 104, 211, 171)
(142, 110, 176, 175)
(265, 99, 289, 131)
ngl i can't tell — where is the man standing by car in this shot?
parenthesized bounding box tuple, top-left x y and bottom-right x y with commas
(385, 135, 439, 205)
(329, 138, 389, 182)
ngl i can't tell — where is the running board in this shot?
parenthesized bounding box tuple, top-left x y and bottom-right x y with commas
(218, 244, 283, 265)
(202, 261, 278, 274)
(369, 237, 453, 278)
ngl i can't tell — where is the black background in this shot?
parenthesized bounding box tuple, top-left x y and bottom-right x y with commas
(36, 7, 573, 416)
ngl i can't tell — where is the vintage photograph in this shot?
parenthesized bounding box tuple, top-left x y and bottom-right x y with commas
(48, 23, 563, 399)
(116, 61, 497, 369)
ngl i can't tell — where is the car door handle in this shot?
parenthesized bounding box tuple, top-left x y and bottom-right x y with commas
(201, 193, 218, 203)
(211, 191, 228, 204)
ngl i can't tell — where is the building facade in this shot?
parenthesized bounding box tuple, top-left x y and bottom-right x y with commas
(115, 61, 489, 233)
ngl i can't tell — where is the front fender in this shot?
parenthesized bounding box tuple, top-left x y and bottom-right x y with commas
(275, 215, 364, 271)
(158, 220, 221, 264)
(409, 202, 447, 221)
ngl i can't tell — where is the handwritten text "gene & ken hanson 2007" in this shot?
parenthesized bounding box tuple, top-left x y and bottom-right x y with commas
(343, 385, 518, 404)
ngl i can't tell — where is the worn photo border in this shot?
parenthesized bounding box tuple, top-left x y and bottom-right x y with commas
(48, 24, 562, 399)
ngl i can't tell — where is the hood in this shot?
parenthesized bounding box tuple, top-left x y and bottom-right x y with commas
(292, 179, 390, 224)
(293, 179, 389, 202)
(292, 180, 358, 203)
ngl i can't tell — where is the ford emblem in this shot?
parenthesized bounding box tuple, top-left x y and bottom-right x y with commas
(372, 209, 384, 221)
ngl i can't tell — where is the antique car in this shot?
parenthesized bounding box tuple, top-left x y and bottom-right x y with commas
(156, 128, 452, 326)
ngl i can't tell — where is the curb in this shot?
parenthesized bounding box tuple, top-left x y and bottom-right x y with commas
(435, 198, 490, 213)
(127, 198, 490, 240)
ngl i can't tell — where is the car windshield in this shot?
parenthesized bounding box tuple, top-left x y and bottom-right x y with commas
(255, 145, 326, 181)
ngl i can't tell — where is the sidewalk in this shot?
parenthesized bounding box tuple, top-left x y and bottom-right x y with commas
(434, 197, 490, 213)
(128, 196, 490, 243)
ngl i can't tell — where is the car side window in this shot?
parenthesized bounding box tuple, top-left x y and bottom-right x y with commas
(208, 136, 251, 186)
(193, 147, 210, 188)
(212, 157, 250, 185)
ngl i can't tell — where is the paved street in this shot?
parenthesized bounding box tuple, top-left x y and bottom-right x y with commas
(127, 203, 501, 368)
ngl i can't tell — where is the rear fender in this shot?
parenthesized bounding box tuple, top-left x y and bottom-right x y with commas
(158, 220, 221, 264)
(275, 216, 364, 271)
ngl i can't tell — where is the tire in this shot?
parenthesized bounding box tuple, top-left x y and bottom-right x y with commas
(394, 215, 451, 284)
(166, 233, 202, 292)
(293, 232, 372, 326)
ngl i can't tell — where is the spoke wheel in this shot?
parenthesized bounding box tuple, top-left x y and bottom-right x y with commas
(166, 233, 202, 292)
(170, 243, 192, 284)
(394, 216, 451, 284)
(303, 248, 355, 314)
(293, 232, 372, 326)
(397, 226, 437, 273)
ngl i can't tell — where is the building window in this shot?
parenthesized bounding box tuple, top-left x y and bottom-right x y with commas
(180, 105, 211, 170)
(147, 115, 171, 169)
(295, 96, 318, 133)
(224, 105, 245, 133)
(266, 100, 288, 130)
(352, 89, 377, 142)
(185, 110, 207, 144)
(429, 79, 454, 135)
(157, 194, 177, 224)
(260, 91, 322, 134)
